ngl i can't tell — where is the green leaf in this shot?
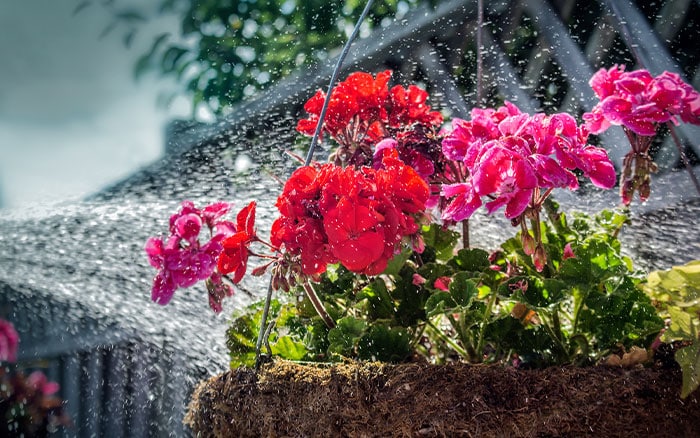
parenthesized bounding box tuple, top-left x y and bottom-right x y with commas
(559, 239, 625, 285)
(675, 342, 700, 398)
(644, 261, 700, 309)
(383, 247, 412, 276)
(421, 224, 460, 261)
(449, 273, 478, 307)
(449, 248, 490, 272)
(424, 291, 454, 317)
(357, 279, 395, 319)
(357, 325, 411, 362)
(663, 306, 697, 342)
(272, 336, 307, 361)
(327, 317, 367, 356)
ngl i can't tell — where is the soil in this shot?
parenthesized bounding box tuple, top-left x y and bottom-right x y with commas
(185, 360, 700, 437)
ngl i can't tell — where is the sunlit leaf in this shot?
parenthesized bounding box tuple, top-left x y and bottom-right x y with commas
(675, 342, 700, 398)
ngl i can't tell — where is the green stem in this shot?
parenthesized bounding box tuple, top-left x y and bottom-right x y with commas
(302, 282, 336, 329)
(541, 311, 570, 362)
(446, 313, 473, 359)
(543, 197, 565, 235)
(461, 220, 470, 249)
(427, 319, 469, 359)
(476, 290, 498, 361)
(571, 287, 586, 336)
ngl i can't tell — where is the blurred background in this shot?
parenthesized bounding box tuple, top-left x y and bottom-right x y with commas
(0, 0, 190, 209)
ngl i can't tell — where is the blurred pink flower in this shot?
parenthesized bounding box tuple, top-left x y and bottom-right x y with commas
(0, 319, 19, 363)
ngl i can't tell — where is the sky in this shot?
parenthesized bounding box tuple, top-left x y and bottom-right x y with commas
(0, 0, 191, 209)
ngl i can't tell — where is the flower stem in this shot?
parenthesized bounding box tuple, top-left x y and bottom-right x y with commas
(476, 0, 484, 107)
(254, 282, 274, 371)
(302, 282, 336, 329)
(476, 289, 498, 361)
(461, 220, 470, 249)
(427, 319, 469, 359)
(666, 122, 700, 197)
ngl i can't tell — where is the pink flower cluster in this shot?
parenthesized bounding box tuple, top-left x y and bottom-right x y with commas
(145, 201, 236, 312)
(583, 65, 700, 205)
(440, 102, 616, 222)
(0, 319, 19, 363)
(584, 65, 700, 136)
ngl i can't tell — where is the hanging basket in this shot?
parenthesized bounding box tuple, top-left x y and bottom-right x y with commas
(185, 360, 699, 437)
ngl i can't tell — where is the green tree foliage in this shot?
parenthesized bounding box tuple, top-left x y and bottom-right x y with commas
(87, 0, 429, 116)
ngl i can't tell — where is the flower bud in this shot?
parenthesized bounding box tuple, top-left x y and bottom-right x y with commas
(639, 178, 651, 202)
(533, 243, 547, 272)
(620, 179, 635, 206)
(562, 243, 576, 260)
(251, 264, 269, 276)
(521, 232, 536, 255)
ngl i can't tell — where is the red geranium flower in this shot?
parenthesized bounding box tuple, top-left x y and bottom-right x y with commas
(296, 70, 391, 142)
(218, 201, 257, 283)
(324, 197, 386, 274)
(387, 84, 443, 128)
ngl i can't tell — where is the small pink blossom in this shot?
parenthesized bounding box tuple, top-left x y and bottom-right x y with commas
(434, 276, 452, 291)
(562, 243, 576, 260)
(412, 273, 427, 286)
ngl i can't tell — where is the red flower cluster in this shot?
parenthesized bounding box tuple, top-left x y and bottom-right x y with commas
(271, 152, 429, 276)
(297, 70, 443, 166)
(297, 71, 392, 142)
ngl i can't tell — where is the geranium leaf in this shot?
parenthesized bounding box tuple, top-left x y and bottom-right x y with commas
(272, 336, 308, 361)
(449, 273, 478, 307)
(357, 325, 410, 362)
(425, 291, 455, 317)
(675, 342, 700, 398)
(383, 247, 412, 276)
(357, 279, 395, 319)
(327, 317, 367, 357)
(449, 248, 490, 272)
(421, 224, 460, 261)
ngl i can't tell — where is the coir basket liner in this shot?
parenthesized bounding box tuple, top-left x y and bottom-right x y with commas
(185, 360, 699, 437)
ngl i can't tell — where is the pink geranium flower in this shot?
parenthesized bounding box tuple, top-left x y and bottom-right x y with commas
(473, 144, 537, 219)
(584, 65, 700, 204)
(146, 201, 235, 309)
(440, 182, 482, 222)
(584, 65, 700, 136)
